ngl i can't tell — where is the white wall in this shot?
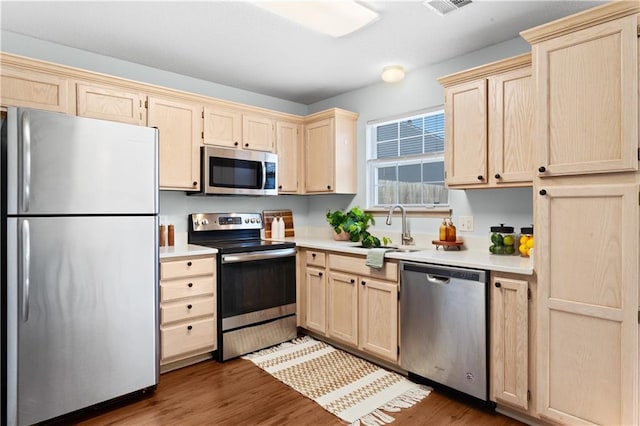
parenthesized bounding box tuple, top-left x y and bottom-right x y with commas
(2, 30, 534, 242)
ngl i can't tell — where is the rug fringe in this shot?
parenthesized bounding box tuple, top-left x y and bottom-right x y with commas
(349, 385, 432, 426)
(241, 335, 314, 360)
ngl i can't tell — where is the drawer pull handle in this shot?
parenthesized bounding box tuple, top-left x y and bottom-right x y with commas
(187, 261, 192, 266)
(187, 325, 193, 331)
(350, 279, 355, 284)
(495, 282, 501, 288)
(187, 282, 193, 288)
(187, 304, 193, 309)
(312, 253, 316, 258)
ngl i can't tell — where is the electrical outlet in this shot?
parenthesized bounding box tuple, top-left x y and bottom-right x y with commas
(459, 216, 474, 232)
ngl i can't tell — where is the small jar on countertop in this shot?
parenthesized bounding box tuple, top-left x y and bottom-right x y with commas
(489, 224, 515, 255)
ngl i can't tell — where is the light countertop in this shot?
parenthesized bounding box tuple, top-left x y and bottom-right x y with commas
(159, 244, 217, 259)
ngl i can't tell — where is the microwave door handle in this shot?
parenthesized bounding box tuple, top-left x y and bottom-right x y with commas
(261, 162, 267, 190)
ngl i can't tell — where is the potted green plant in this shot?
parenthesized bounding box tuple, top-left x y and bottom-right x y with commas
(326, 207, 391, 248)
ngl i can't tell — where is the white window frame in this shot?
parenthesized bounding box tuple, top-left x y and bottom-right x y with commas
(366, 107, 448, 209)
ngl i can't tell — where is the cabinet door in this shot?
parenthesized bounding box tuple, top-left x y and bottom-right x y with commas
(203, 105, 242, 148)
(76, 83, 145, 125)
(0, 66, 69, 113)
(327, 271, 358, 346)
(305, 118, 335, 193)
(148, 96, 201, 191)
(534, 15, 638, 177)
(276, 120, 300, 193)
(536, 183, 638, 425)
(444, 79, 488, 187)
(359, 278, 398, 362)
(243, 114, 274, 152)
(488, 67, 534, 185)
(305, 266, 327, 335)
(491, 276, 529, 411)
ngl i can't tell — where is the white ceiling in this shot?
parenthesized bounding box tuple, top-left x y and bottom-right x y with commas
(0, 1, 606, 105)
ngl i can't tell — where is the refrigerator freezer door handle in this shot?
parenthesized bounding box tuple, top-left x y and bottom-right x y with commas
(22, 111, 31, 212)
(21, 219, 31, 322)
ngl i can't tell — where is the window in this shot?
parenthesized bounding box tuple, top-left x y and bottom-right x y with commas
(367, 108, 447, 208)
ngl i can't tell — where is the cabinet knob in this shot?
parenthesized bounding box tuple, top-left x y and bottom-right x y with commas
(234, 141, 239, 146)
(278, 185, 283, 189)
(350, 279, 355, 284)
(477, 175, 484, 181)
(361, 280, 366, 286)
(494, 173, 501, 179)
(187, 325, 193, 331)
(539, 189, 547, 196)
(245, 143, 249, 148)
(187, 261, 192, 266)
(495, 282, 501, 288)
(318, 272, 323, 277)
(311, 253, 316, 258)
(327, 185, 332, 190)
(187, 282, 193, 288)
(538, 166, 547, 173)
(187, 304, 193, 309)
(192, 181, 198, 187)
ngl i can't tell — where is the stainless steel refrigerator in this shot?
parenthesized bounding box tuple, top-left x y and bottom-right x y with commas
(1, 107, 159, 425)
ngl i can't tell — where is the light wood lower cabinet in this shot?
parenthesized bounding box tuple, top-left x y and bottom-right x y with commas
(490, 273, 537, 417)
(301, 249, 399, 364)
(160, 255, 217, 371)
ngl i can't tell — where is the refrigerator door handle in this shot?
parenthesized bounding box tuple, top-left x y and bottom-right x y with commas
(22, 110, 32, 212)
(21, 219, 31, 322)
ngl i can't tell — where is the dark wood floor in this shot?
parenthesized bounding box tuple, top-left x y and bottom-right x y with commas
(75, 357, 524, 426)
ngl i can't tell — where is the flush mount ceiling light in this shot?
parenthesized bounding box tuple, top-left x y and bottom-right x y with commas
(253, 1, 379, 38)
(381, 65, 405, 83)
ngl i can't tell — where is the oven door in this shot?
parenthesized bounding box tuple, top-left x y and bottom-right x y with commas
(219, 248, 296, 331)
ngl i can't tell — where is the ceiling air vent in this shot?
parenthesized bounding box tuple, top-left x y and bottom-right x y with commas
(423, 0, 472, 16)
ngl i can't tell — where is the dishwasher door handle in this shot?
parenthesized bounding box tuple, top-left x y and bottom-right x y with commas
(426, 274, 450, 284)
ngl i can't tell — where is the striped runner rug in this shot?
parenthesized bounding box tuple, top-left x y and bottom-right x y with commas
(242, 336, 431, 425)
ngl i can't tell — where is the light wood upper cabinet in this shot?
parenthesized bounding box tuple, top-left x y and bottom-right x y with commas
(488, 67, 534, 185)
(0, 64, 70, 113)
(276, 120, 301, 193)
(491, 274, 532, 413)
(76, 83, 145, 125)
(203, 105, 274, 152)
(443, 79, 488, 186)
(304, 109, 358, 194)
(439, 54, 533, 189)
(243, 113, 274, 152)
(148, 96, 202, 191)
(534, 182, 638, 425)
(523, 12, 638, 178)
(203, 105, 242, 148)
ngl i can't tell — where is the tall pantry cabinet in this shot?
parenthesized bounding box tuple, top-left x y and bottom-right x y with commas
(521, 3, 640, 425)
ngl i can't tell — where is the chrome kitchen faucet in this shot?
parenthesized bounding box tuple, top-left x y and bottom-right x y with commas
(386, 204, 414, 245)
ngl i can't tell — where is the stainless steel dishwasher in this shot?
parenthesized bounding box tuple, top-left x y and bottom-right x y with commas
(400, 261, 489, 401)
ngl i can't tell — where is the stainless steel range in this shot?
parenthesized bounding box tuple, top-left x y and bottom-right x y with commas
(188, 212, 297, 361)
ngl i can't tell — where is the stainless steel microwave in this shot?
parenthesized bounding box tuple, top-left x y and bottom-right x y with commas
(198, 146, 278, 196)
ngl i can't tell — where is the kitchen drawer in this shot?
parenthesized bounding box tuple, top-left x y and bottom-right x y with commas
(161, 296, 215, 324)
(161, 316, 215, 360)
(160, 276, 215, 302)
(329, 253, 398, 281)
(161, 256, 215, 280)
(305, 250, 326, 268)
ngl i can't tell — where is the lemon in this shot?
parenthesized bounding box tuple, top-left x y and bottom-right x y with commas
(526, 238, 534, 249)
(520, 235, 529, 245)
(519, 244, 528, 256)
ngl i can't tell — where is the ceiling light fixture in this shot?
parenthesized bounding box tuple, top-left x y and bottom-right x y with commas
(381, 65, 405, 83)
(253, 1, 379, 38)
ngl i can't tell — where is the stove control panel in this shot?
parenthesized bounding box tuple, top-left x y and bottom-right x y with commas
(191, 212, 262, 231)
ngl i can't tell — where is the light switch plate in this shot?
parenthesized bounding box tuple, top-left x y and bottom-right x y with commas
(459, 216, 474, 232)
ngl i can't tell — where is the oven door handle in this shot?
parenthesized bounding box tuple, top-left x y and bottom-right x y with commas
(222, 248, 296, 264)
